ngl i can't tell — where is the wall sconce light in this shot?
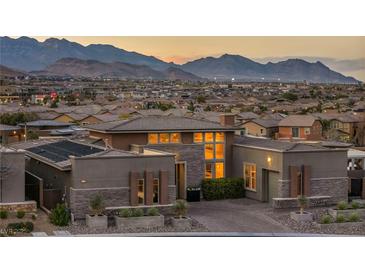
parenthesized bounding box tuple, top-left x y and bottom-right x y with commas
(81, 180, 87, 184)
(267, 156, 272, 165)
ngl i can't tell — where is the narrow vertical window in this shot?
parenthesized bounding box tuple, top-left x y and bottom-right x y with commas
(137, 179, 145, 205)
(153, 178, 159, 204)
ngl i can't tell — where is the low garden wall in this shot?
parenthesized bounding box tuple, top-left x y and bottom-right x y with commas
(272, 196, 331, 209)
(0, 201, 37, 212)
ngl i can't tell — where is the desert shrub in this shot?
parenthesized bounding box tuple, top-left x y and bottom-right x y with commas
(49, 203, 70, 226)
(201, 178, 245, 200)
(132, 208, 144, 217)
(337, 201, 347, 210)
(351, 201, 360, 209)
(31, 214, 37, 220)
(16, 210, 25, 219)
(147, 207, 159, 216)
(89, 194, 105, 215)
(119, 208, 133, 218)
(321, 214, 332, 224)
(7, 222, 34, 233)
(336, 214, 346, 223)
(0, 210, 8, 219)
(173, 199, 188, 218)
(348, 212, 360, 222)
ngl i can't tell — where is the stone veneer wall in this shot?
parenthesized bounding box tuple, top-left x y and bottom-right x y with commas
(0, 201, 37, 212)
(276, 177, 348, 208)
(146, 144, 205, 187)
(70, 187, 130, 219)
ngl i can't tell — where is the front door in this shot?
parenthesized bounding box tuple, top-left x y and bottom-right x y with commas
(262, 169, 279, 203)
(175, 162, 186, 199)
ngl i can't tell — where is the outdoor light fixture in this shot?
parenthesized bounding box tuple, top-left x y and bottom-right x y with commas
(267, 156, 272, 165)
(81, 180, 87, 184)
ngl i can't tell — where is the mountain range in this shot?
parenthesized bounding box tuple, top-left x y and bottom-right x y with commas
(0, 36, 360, 83)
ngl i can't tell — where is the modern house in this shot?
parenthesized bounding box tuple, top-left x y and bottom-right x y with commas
(85, 114, 237, 198)
(232, 136, 348, 207)
(0, 124, 23, 144)
(278, 115, 322, 141)
(10, 139, 176, 218)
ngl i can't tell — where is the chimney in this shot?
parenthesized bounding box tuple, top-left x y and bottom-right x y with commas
(219, 114, 235, 127)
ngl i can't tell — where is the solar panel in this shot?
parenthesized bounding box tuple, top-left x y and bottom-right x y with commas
(27, 140, 103, 163)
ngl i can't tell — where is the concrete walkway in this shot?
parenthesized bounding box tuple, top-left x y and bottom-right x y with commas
(188, 198, 292, 233)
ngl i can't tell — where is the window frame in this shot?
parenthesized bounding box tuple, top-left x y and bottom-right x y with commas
(292, 127, 299, 138)
(152, 178, 160, 204)
(137, 179, 145, 205)
(243, 162, 257, 191)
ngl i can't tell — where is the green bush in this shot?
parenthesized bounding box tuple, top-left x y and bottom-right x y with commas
(201, 178, 245, 201)
(336, 214, 346, 223)
(119, 208, 133, 218)
(31, 214, 37, 220)
(147, 207, 159, 216)
(348, 212, 360, 222)
(173, 199, 188, 218)
(337, 201, 347, 210)
(0, 210, 8, 219)
(16, 210, 25, 219)
(321, 214, 332, 224)
(351, 201, 360, 209)
(89, 194, 105, 215)
(7, 222, 34, 233)
(49, 203, 70, 226)
(132, 208, 144, 217)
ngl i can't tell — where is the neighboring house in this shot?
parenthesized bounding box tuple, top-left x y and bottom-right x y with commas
(232, 136, 348, 206)
(10, 139, 176, 218)
(18, 120, 73, 137)
(54, 113, 90, 124)
(85, 114, 237, 198)
(278, 115, 322, 141)
(0, 124, 23, 144)
(78, 114, 120, 125)
(237, 118, 279, 138)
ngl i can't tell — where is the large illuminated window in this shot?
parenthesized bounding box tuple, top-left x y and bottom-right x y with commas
(170, 133, 181, 143)
(215, 162, 224, 178)
(205, 132, 214, 142)
(205, 144, 214, 160)
(194, 132, 203, 143)
(137, 179, 145, 205)
(159, 133, 170, 143)
(215, 132, 225, 142)
(153, 178, 159, 204)
(205, 163, 213, 179)
(215, 144, 224, 159)
(244, 163, 256, 191)
(148, 133, 158, 144)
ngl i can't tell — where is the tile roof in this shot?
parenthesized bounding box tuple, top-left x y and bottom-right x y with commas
(18, 120, 73, 127)
(278, 115, 318, 127)
(84, 115, 234, 132)
(242, 118, 279, 128)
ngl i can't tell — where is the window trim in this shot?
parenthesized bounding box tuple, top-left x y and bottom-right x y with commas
(291, 127, 299, 138)
(243, 162, 257, 192)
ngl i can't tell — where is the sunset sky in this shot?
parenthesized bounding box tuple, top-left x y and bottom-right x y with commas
(32, 36, 365, 81)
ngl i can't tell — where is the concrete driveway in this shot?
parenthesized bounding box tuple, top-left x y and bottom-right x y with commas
(189, 198, 292, 233)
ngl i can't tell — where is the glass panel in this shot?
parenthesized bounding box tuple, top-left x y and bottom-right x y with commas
(215, 143, 224, 159)
(215, 162, 224, 179)
(159, 133, 170, 143)
(292, 128, 299, 138)
(153, 178, 159, 204)
(205, 163, 213, 179)
(215, 132, 225, 142)
(194, 132, 203, 143)
(205, 144, 214, 160)
(148, 133, 158, 144)
(170, 133, 181, 143)
(205, 132, 214, 142)
(137, 179, 144, 205)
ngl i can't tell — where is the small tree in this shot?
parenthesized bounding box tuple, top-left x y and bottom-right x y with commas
(297, 195, 308, 214)
(49, 203, 70, 226)
(89, 195, 105, 216)
(173, 199, 188, 219)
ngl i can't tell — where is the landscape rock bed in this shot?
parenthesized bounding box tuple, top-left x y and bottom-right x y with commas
(266, 207, 365, 235)
(63, 216, 208, 235)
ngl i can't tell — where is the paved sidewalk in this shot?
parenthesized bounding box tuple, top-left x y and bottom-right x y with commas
(188, 198, 292, 233)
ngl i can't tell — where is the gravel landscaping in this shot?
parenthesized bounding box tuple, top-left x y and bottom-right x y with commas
(265, 207, 365, 235)
(63, 215, 209, 235)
